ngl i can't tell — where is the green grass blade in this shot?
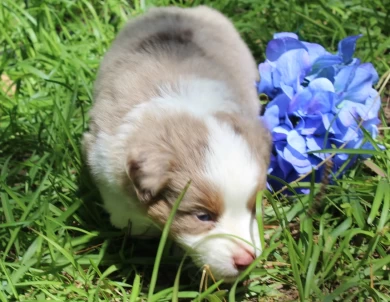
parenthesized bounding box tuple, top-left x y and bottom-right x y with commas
(377, 181, 389, 230)
(304, 243, 320, 299)
(367, 179, 387, 224)
(307, 148, 385, 157)
(147, 180, 191, 299)
(129, 274, 141, 302)
(286, 232, 304, 302)
(255, 190, 266, 251)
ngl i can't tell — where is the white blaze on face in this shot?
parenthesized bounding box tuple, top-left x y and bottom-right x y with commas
(178, 117, 262, 281)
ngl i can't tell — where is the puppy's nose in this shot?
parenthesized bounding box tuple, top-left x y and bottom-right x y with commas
(233, 249, 255, 271)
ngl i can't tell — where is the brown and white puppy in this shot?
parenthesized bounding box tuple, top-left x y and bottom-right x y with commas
(82, 5, 272, 282)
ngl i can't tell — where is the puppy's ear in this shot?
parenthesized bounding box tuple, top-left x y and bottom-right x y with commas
(126, 151, 173, 204)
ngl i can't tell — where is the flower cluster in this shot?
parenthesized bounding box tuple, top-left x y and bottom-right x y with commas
(258, 32, 381, 193)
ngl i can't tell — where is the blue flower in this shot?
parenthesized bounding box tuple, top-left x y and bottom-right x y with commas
(258, 33, 382, 193)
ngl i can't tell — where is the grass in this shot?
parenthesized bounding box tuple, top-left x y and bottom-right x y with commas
(0, 0, 389, 301)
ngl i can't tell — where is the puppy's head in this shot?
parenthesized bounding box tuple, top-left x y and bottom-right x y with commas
(126, 111, 271, 282)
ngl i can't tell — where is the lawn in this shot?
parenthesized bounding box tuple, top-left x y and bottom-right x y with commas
(0, 0, 389, 301)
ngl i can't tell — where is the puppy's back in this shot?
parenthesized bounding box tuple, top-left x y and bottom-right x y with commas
(88, 6, 259, 141)
(105, 6, 257, 69)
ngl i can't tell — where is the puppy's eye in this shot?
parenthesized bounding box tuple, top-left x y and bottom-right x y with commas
(196, 213, 213, 222)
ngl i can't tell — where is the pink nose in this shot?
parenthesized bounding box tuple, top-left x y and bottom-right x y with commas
(233, 249, 255, 271)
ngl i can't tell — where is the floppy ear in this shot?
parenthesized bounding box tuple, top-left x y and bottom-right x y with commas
(126, 150, 173, 205)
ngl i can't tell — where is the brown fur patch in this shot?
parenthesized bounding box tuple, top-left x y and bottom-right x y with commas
(121, 111, 224, 236)
(147, 199, 217, 237)
(183, 176, 224, 218)
(146, 176, 224, 237)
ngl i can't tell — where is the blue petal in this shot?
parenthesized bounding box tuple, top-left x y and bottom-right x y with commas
(263, 93, 291, 128)
(343, 134, 367, 151)
(316, 67, 336, 82)
(357, 90, 381, 121)
(280, 83, 295, 99)
(322, 113, 341, 135)
(289, 88, 312, 115)
(273, 124, 291, 141)
(274, 49, 311, 89)
(275, 141, 287, 154)
(282, 130, 312, 173)
(337, 34, 363, 63)
(294, 115, 305, 132)
(328, 138, 360, 170)
(362, 121, 380, 139)
(277, 155, 295, 179)
(266, 37, 307, 62)
(306, 53, 342, 83)
(306, 66, 336, 83)
(258, 61, 276, 96)
(311, 54, 343, 73)
(330, 139, 350, 163)
(273, 93, 291, 117)
(334, 120, 360, 141)
(302, 42, 328, 65)
(284, 113, 294, 129)
(307, 91, 334, 115)
(308, 77, 335, 92)
(274, 32, 299, 39)
(284, 148, 312, 174)
(359, 63, 379, 84)
(340, 65, 377, 103)
(275, 141, 294, 178)
(289, 79, 335, 115)
(267, 154, 295, 187)
(306, 136, 329, 160)
(337, 100, 365, 126)
(286, 130, 307, 155)
(334, 64, 356, 94)
(299, 116, 325, 135)
(307, 155, 322, 170)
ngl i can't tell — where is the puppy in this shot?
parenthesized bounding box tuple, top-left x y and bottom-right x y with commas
(82, 5, 272, 282)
